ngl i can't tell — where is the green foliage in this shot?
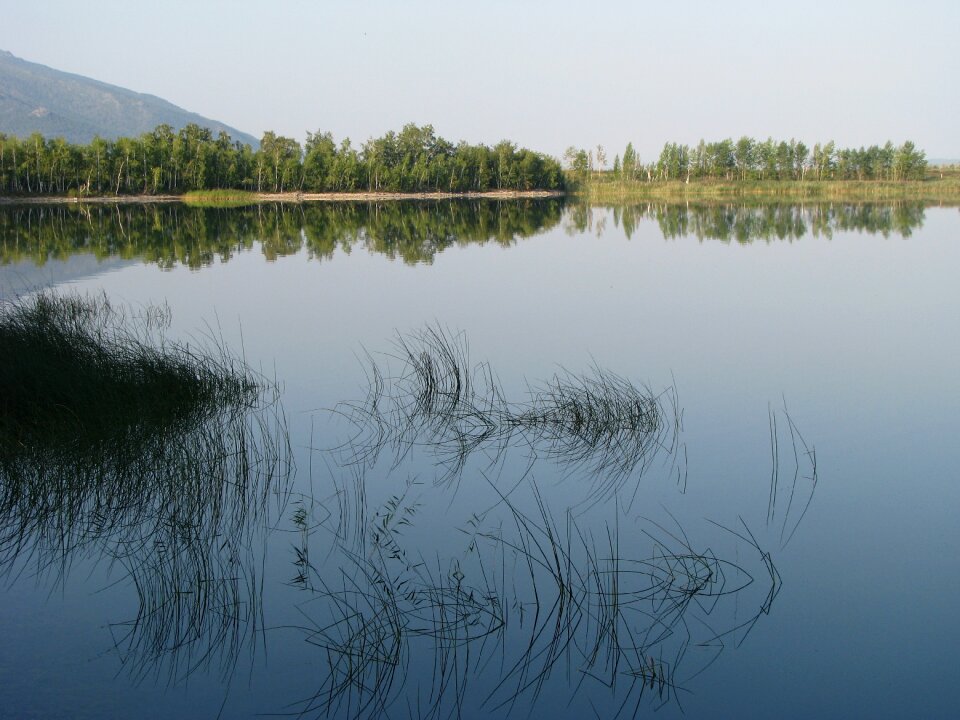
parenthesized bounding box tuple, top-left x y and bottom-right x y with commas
(563, 146, 590, 181)
(182, 190, 258, 207)
(586, 137, 930, 187)
(0, 122, 566, 196)
(622, 142, 638, 181)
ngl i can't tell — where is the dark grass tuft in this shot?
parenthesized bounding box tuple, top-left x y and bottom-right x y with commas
(0, 292, 259, 447)
(0, 291, 293, 682)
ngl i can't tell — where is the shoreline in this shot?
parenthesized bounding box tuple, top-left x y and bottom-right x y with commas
(0, 189, 567, 206)
(575, 177, 960, 203)
(3, 180, 960, 206)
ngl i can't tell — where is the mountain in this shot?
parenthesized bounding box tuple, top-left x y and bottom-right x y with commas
(0, 50, 258, 147)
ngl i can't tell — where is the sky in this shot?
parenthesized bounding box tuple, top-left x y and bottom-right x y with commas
(2, 0, 958, 161)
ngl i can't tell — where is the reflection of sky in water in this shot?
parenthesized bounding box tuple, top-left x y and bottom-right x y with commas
(1, 204, 958, 718)
(0, 253, 136, 297)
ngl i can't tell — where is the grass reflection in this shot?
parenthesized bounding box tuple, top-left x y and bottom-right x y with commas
(335, 326, 684, 503)
(290, 477, 793, 718)
(286, 329, 818, 718)
(0, 292, 292, 682)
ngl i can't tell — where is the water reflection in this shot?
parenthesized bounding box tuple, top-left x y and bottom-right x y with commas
(0, 294, 820, 716)
(0, 199, 932, 277)
(0, 199, 565, 269)
(335, 326, 685, 501)
(588, 201, 928, 242)
(0, 293, 292, 682)
(288, 328, 818, 718)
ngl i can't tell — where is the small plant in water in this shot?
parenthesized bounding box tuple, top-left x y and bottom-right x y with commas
(336, 325, 683, 501)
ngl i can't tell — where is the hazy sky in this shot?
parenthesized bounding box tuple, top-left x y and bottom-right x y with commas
(3, 0, 958, 160)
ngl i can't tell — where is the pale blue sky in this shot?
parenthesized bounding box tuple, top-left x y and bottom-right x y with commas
(3, 0, 958, 160)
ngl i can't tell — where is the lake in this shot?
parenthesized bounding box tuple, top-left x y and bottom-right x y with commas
(1, 199, 958, 719)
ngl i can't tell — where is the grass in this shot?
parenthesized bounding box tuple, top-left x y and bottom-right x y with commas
(766, 405, 818, 550)
(0, 291, 293, 682)
(575, 172, 960, 204)
(335, 325, 682, 500)
(182, 189, 259, 207)
(517, 368, 682, 500)
(292, 328, 817, 718)
(0, 292, 257, 445)
(289, 473, 785, 719)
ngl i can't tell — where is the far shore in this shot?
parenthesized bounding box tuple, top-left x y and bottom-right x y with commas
(4, 178, 960, 206)
(0, 189, 567, 206)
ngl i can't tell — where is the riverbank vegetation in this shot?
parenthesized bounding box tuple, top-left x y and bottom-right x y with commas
(3, 123, 954, 203)
(567, 137, 930, 183)
(0, 123, 566, 197)
(563, 138, 960, 201)
(577, 176, 960, 203)
(182, 189, 258, 207)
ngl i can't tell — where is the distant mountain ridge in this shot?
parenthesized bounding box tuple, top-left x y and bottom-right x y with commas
(0, 50, 258, 146)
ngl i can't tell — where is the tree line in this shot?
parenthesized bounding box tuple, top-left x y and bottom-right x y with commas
(0, 123, 566, 196)
(565, 138, 929, 183)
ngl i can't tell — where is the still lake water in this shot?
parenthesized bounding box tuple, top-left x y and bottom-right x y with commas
(1, 200, 958, 719)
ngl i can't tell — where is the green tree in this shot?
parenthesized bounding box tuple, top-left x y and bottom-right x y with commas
(304, 131, 337, 191)
(735, 136, 755, 181)
(622, 142, 638, 181)
(258, 131, 303, 192)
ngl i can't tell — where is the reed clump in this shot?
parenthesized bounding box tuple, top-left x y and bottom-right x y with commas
(0, 292, 292, 682)
(0, 292, 257, 447)
(298, 329, 820, 718)
(337, 325, 681, 497)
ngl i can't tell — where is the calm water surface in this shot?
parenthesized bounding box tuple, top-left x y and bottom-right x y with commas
(1, 201, 958, 719)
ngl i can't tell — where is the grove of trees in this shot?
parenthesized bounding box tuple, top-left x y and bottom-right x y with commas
(565, 138, 928, 183)
(0, 125, 932, 198)
(0, 123, 566, 196)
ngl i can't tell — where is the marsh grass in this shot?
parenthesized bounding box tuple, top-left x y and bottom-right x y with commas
(336, 326, 682, 501)
(579, 176, 960, 204)
(766, 405, 819, 550)
(0, 291, 293, 683)
(182, 189, 259, 208)
(289, 475, 783, 719)
(0, 292, 257, 446)
(517, 368, 683, 501)
(292, 328, 817, 717)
